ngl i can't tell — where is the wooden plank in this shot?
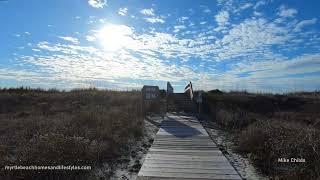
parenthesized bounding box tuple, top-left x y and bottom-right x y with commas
(148, 146, 219, 150)
(153, 140, 216, 143)
(156, 132, 207, 135)
(137, 113, 241, 180)
(151, 144, 217, 147)
(141, 163, 235, 169)
(154, 135, 211, 139)
(148, 151, 222, 156)
(138, 171, 241, 180)
(152, 143, 217, 146)
(144, 158, 230, 163)
(140, 167, 239, 175)
(149, 148, 220, 152)
(149, 149, 222, 154)
(145, 154, 228, 160)
(137, 177, 235, 180)
(141, 160, 236, 167)
(152, 142, 217, 146)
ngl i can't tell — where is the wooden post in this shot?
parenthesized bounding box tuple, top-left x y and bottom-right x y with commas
(197, 91, 203, 118)
(166, 82, 173, 113)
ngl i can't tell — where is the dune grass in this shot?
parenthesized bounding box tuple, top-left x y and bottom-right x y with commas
(203, 90, 320, 179)
(0, 87, 144, 178)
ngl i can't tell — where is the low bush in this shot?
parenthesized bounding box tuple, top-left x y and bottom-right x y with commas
(238, 120, 320, 179)
(0, 88, 144, 178)
(203, 90, 320, 179)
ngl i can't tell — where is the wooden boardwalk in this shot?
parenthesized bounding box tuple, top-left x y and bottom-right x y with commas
(137, 113, 241, 180)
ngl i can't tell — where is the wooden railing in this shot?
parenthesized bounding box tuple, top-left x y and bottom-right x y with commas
(184, 81, 194, 100)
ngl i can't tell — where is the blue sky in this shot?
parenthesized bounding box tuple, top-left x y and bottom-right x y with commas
(0, 0, 319, 92)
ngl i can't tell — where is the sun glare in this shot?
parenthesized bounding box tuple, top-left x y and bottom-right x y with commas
(97, 24, 134, 51)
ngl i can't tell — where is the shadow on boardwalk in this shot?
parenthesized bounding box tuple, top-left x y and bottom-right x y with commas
(161, 115, 202, 138)
(137, 113, 242, 180)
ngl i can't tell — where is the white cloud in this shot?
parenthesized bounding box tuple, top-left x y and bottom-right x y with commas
(118, 7, 128, 16)
(8, 4, 320, 93)
(233, 3, 253, 13)
(254, 1, 266, 9)
(233, 54, 320, 77)
(58, 36, 80, 44)
(278, 5, 298, 18)
(293, 18, 317, 32)
(253, 11, 262, 16)
(88, 0, 107, 8)
(86, 35, 96, 42)
(173, 25, 186, 33)
(140, 8, 155, 16)
(0, 68, 42, 82)
(239, 3, 253, 10)
(174, 25, 186, 29)
(140, 8, 165, 23)
(211, 18, 292, 61)
(178, 16, 189, 23)
(144, 17, 165, 24)
(216, 0, 233, 7)
(18, 40, 199, 89)
(215, 11, 229, 26)
(32, 48, 41, 52)
(200, 5, 211, 13)
(193, 54, 320, 92)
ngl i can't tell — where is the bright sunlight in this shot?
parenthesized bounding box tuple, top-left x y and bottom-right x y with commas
(97, 24, 134, 51)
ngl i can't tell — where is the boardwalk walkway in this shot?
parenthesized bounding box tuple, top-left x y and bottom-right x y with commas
(137, 113, 242, 180)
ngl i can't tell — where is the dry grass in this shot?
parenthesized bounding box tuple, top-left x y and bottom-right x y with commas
(0, 87, 144, 178)
(203, 90, 320, 179)
(238, 119, 320, 179)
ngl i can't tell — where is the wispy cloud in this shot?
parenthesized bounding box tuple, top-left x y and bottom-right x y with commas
(278, 5, 298, 18)
(139, 8, 165, 24)
(177, 16, 189, 23)
(4, 0, 319, 92)
(239, 3, 253, 10)
(200, 5, 211, 13)
(233, 3, 253, 13)
(86, 35, 96, 42)
(254, 1, 267, 9)
(18, 40, 198, 89)
(88, 0, 107, 8)
(58, 36, 80, 44)
(173, 25, 186, 33)
(294, 18, 317, 32)
(118, 7, 128, 16)
(140, 8, 155, 16)
(215, 10, 229, 26)
(144, 17, 165, 24)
